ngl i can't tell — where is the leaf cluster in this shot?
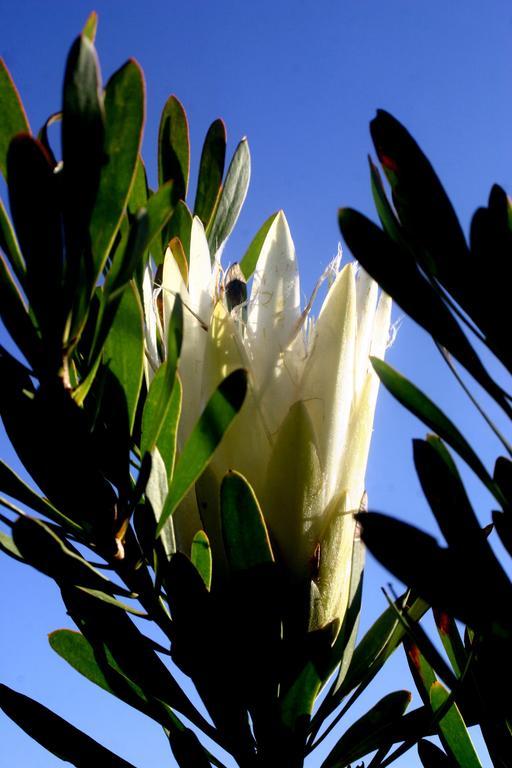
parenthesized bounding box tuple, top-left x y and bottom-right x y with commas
(339, 110, 512, 767)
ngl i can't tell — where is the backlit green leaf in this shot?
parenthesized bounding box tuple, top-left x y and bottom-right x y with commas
(0, 58, 30, 179)
(157, 368, 248, 536)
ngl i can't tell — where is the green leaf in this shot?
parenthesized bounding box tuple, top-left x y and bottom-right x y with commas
(89, 58, 145, 289)
(220, 470, 274, 571)
(239, 210, 279, 280)
(194, 118, 226, 228)
(0, 529, 24, 562)
(371, 359, 500, 502)
(62, 35, 104, 273)
(433, 609, 467, 679)
(0, 683, 137, 768)
(322, 690, 411, 767)
(156, 368, 248, 536)
(82, 11, 98, 42)
(368, 156, 404, 245)
(404, 638, 437, 707)
(146, 447, 175, 559)
(0, 196, 25, 283)
(0, 58, 30, 179)
(156, 376, 182, 482)
(61, 585, 215, 738)
(207, 137, 250, 257)
(158, 95, 189, 200)
(103, 282, 144, 432)
(105, 181, 176, 297)
(141, 295, 183, 458)
(128, 156, 148, 215)
(313, 593, 428, 733)
(190, 530, 212, 590)
(430, 681, 483, 768)
(327, 514, 365, 683)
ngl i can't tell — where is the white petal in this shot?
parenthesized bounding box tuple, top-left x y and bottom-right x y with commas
(247, 211, 301, 385)
(309, 491, 356, 632)
(263, 400, 323, 580)
(300, 263, 357, 504)
(142, 263, 159, 384)
(201, 301, 272, 500)
(188, 216, 214, 320)
(354, 268, 378, 396)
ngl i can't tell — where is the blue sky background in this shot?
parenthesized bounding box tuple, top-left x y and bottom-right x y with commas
(1, 1, 511, 765)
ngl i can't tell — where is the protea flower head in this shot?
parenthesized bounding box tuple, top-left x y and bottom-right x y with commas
(144, 211, 391, 633)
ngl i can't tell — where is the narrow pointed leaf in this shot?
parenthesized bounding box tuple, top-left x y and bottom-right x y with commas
(62, 35, 104, 267)
(194, 118, 226, 227)
(0, 253, 40, 366)
(430, 682, 483, 768)
(89, 58, 145, 283)
(61, 586, 214, 737)
(207, 138, 250, 256)
(433, 609, 467, 679)
(104, 181, 176, 297)
(157, 368, 248, 535)
(371, 358, 500, 502)
(0, 196, 25, 282)
(0, 58, 30, 179)
(322, 690, 411, 768)
(82, 11, 98, 42)
(103, 281, 144, 432)
(370, 111, 470, 303)
(0, 683, 137, 768)
(239, 210, 280, 280)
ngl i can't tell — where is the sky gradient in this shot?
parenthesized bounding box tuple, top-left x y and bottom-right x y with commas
(1, 1, 511, 765)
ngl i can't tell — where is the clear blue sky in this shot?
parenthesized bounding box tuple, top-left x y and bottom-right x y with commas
(1, 1, 511, 765)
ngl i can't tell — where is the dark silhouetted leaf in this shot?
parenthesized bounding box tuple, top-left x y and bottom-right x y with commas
(322, 690, 411, 767)
(358, 512, 512, 637)
(371, 359, 500, 502)
(0, 682, 137, 767)
(159, 95, 189, 201)
(339, 209, 511, 417)
(194, 118, 226, 228)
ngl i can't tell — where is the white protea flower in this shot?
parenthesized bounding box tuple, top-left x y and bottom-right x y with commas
(146, 210, 391, 633)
